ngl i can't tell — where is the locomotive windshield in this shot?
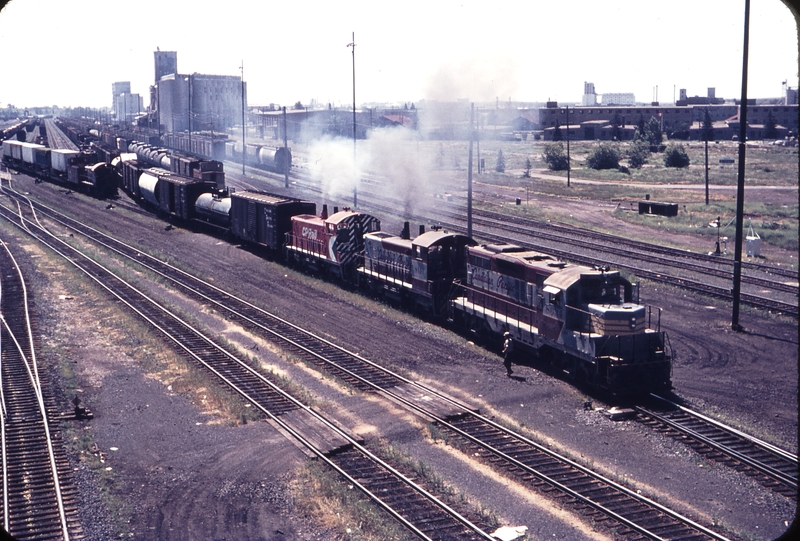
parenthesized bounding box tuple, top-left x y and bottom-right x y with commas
(580, 274, 621, 305)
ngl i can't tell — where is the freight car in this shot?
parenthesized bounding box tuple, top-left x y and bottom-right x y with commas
(124, 140, 225, 190)
(221, 140, 292, 173)
(162, 132, 226, 161)
(229, 190, 315, 251)
(1, 139, 118, 198)
(124, 164, 218, 221)
(451, 243, 671, 394)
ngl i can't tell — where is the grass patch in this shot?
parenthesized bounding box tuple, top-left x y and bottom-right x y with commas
(613, 202, 799, 253)
(431, 139, 797, 188)
(292, 439, 500, 541)
(293, 459, 417, 541)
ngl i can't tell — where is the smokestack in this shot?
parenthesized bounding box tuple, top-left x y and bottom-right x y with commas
(320, 204, 328, 220)
(333, 206, 339, 214)
(400, 221, 410, 240)
(419, 225, 425, 235)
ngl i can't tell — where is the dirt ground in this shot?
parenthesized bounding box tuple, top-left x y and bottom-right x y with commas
(2, 169, 797, 541)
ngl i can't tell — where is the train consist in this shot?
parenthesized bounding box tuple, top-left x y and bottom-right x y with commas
(0, 119, 672, 396)
(1, 139, 118, 197)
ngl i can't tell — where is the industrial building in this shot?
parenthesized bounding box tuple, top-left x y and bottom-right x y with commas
(152, 51, 246, 134)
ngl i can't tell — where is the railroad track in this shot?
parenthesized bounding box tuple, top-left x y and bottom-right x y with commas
(0, 189, 495, 541)
(42, 119, 78, 152)
(0, 236, 82, 540)
(636, 395, 798, 500)
(0, 189, 741, 541)
(472, 207, 799, 293)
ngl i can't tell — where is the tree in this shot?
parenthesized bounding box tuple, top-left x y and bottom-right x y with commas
(668, 121, 690, 140)
(764, 110, 778, 139)
(645, 116, 663, 149)
(522, 157, 532, 178)
(664, 144, 690, 167)
(587, 144, 620, 170)
(610, 113, 623, 140)
(634, 114, 646, 140)
(701, 108, 714, 142)
(628, 139, 649, 168)
(294, 101, 304, 110)
(543, 142, 569, 171)
(495, 149, 506, 172)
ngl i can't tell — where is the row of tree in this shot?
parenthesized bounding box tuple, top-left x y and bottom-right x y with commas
(542, 140, 691, 172)
(492, 107, 777, 177)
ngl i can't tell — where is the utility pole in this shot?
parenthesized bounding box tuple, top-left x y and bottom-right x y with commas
(283, 106, 289, 188)
(241, 60, 246, 176)
(348, 32, 357, 208)
(187, 76, 192, 152)
(476, 108, 481, 174)
(732, 0, 751, 332)
(704, 137, 709, 205)
(566, 105, 571, 187)
(468, 103, 474, 238)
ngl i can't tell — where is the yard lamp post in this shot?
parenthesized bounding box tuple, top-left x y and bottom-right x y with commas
(347, 33, 357, 207)
(566, 105, 571, 187)
(241, 61, 246, 176)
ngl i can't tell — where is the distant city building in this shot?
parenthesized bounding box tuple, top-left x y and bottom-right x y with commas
(601, 92, 635, 105)
(582, 82, 598, 106)
(535, 101, 797, 141)
(114, 92, 144, 123)
(675, 87, 725, 106)
(786, 86, 798, 105)
(112, 82, 130, 111)
(153, 51, 246, 133)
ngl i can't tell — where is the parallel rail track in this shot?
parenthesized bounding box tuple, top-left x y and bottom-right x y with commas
(0, 186, 493, 541)
(0, 236, 81, 540)
(637, 395, 798, 500)
(42, 119, 79, 152)
(0, 187, 741, 541)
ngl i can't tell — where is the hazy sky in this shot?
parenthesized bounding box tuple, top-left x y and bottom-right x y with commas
(0, 0, 796, 109)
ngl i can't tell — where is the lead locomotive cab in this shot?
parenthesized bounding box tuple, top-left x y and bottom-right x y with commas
(452, 244, 671, 395)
